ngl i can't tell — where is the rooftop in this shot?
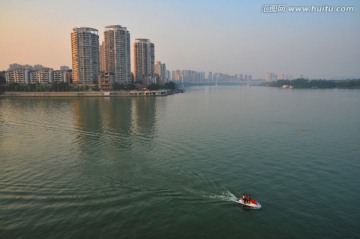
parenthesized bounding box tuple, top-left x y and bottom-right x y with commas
(72, 27, 98, 34)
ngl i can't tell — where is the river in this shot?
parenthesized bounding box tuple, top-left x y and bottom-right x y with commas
(1, 86, 359, 238)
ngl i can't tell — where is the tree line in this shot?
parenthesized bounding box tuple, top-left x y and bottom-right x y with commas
(0, 81, 178, 93)
(1, 82, 73, 92)
(264, 78, 360, 89)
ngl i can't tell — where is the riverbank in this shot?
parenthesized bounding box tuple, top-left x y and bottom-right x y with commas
(263, 78, 360, 89)
(0, 90, 171, 97)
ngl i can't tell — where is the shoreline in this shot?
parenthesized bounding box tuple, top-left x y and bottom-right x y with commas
(0, 90, 171, 97)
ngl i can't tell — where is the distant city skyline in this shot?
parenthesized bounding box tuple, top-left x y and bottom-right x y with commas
(1, 0, 360, 79)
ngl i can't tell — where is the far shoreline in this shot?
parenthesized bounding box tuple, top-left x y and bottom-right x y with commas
(0, 90, 172, 97)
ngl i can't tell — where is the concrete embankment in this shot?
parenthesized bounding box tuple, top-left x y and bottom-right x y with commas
(0, 90, 170, 97)
(0, 91, 129, 97)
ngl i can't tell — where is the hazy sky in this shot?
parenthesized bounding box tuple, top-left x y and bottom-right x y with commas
(1, 0, 359, 79)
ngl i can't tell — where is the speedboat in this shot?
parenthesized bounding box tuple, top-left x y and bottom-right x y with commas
(238, 198, 262, 209)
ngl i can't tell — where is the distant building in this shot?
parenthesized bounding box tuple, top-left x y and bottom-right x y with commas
(28, 69, 53, 84)
(5, 64, 70, 84)
(103, 25, 131, 84)
(266, 72, 278, 81)
(266, 72, 293, 81)
(5, 69, 29, 84)
(172, 70, 205, 83)
(60, 65, 70, 71)
(71, 27, 100, 85)
(33, 64, 46, 70)
(277, 73, 293, 80)
(208, 72, 213, 82)
(7, 64, 48, 71)
(6, 68, 53, 84)
(172, 71, 253, 84)
(53, 70, 71, 83)
(98, 72, 114, 91)
(8, 64, 30, 71)
(154, 61, 167, 83)
(133, 38, 155, 83)
(165, 70, 171, 82)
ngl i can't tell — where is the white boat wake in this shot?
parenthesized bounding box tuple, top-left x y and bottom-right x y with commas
(185, 188, 238, 202)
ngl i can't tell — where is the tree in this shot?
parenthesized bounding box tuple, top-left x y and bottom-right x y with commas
(164, 81, 176, 90)
(147, 83, 160, 90)
(112, 83, 136, 91)
(0, 71, 6, 85)
(93, 84, 100, 91)
(0, 71, 6, 92)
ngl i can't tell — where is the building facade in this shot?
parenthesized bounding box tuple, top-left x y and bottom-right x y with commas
(53, 70, 71, 83)
(71, 27, 100, 85)
(5, 68, 54, 84)
(154, 61, 167, 83)
(5, 64, 71, 84)
(103, 25, 131, 84)
(98, 72, 114, 91)
(5, 69, 29, 84)
(29, 69, 53, 84)
(266, 72, 278, 82)
(172, 70, 205, 83)
(133, 39, 155, 83)
(99, 41, 106, 72)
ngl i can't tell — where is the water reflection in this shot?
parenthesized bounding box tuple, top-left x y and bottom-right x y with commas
(73, 98, 105, 144)
(72, 97, 159, 155)
(131, 97, 157, 137)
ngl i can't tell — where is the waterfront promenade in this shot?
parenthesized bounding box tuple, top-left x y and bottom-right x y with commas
(0, 90, 170, 97)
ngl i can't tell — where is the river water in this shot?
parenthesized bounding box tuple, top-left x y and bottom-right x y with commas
(1, 86, 359, 238)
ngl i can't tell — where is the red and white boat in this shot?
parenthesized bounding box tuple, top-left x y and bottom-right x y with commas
(238, 198, 262, 209)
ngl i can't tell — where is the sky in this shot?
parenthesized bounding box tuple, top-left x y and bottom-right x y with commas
(1, 0, 359, 79)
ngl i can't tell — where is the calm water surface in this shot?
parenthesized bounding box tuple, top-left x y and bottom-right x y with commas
(0, 86, 359, 238)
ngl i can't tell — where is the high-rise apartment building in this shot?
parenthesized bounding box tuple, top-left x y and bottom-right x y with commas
(71, 27, 100, 84)
(103, 25, 131, 84)
(154, 61, 167, 82)
(208, 72, 213, 82)
(99, 41, 106, 72)
(266, 72, 277, 81)
(133, 39, 155, 82)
